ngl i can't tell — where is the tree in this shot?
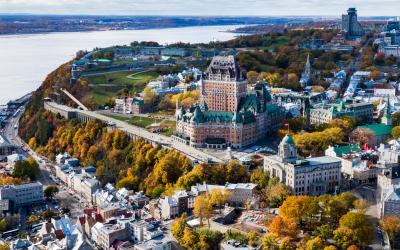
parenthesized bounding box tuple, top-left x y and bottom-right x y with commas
(323, 246, 337, 250)
(181, 228, 198, 249)
(262, 234, 279, 250)
(347, 245, 360, 250)
(12, 157, 40, 180)
(268, 216, 298, 239)
(209, 189, 231, 213)
(0, 243, 10, 250)
(28, 215, 40, 225)
(353, 198, 369, 212)
(143, 86, 157, 106)
(44, 185, 59, 201)
(171, 213, 187, 239)
(350, 128, 375, 146)
(198, 234, 210, 250)
(334, 212, 374, 248)
(250, 169, 270, 189)
(247, 71, 260, 85)
(247, 231, 259, 247)
(370, 70, 381, 80)
(265, 182, 289, 208)
(306, 237, 324, 250)
(392, 126, 400, 139)
(193, 194, 213, 227)
(0, 219, 6, 232)
(313, 224, 333, 241)
(279, 196, 319, 226)
(380, 215, 400, 241)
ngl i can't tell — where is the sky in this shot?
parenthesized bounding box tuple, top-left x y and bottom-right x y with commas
(0, 0, 399, 16)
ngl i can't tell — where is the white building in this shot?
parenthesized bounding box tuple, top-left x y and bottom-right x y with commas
(381, 185, 400, 218)
(0, 182, 43, 210)
(264, 135, 341, 196)
(190, 182, 257, 207)
(159, 196, 179, 220)
(6, 153, 26, 168)
(325, 144, 379, 184)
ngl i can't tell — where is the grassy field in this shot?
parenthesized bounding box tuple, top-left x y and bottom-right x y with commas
(85, 70, 158, 89)
(84, 70, 159, 107)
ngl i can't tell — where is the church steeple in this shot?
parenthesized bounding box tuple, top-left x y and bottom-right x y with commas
(382, 97, 392, 126)
(300, 53, 312, 88)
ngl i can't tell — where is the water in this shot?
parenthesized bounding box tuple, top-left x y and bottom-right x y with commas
(0, 25, 244, 104)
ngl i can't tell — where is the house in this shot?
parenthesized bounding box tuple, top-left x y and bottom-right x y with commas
(0, 135, 14, 161)
(325, 144, 379, 184)
(6, 153, 26, 168)
(159, 196, 178, 220)
(56, 152, 71, 165)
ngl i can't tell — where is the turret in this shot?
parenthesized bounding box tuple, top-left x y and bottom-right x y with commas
(278, 134, 298, 163)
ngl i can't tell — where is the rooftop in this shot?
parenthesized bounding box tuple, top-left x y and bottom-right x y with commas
(358, 123, 392, 136)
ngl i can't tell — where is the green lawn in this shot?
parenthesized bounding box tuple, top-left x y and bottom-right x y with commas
(85, 70, 159, 90)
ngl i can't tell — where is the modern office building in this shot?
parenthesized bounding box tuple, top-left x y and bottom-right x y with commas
(0, 182, 43, 211)
(341, 8, 365, 38)
(173, 56, 284, 149)
(264, 135, 341, 196)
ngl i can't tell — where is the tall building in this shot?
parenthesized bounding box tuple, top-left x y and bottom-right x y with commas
(264, 135, 341, 196)
(341, 8, 365, 38)
(173, 56, 284, 149)
(200, 55, 247, 112)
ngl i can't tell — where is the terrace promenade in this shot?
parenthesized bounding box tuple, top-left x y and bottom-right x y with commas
(44, 101, 223, 164)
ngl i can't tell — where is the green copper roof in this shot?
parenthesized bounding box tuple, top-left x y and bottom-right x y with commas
(332, 144, 361, 156)
(282, 134, 295, 145)
(358, 124, 393, 136)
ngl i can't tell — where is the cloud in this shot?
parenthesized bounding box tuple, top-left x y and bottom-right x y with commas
(0, 0, 399, 16)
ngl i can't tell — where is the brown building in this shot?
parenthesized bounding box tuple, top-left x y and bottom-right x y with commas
(173, 56, 284, 149)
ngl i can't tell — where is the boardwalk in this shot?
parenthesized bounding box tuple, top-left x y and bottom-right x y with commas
(44, 101, 223, 164)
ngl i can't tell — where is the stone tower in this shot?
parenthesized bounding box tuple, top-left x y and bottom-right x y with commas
(278, 134, 298, 163)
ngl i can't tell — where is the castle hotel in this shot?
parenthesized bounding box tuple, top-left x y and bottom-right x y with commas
(173, 56, 284, 149)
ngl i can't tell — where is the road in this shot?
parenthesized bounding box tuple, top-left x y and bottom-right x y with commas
(1, 106, 85, 236)
(350, 185, 390, 250)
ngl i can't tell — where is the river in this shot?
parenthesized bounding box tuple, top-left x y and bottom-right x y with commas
(0, 25, 244, 104)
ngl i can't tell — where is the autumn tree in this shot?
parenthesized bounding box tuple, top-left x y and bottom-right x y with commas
(28, 215, 40, 225)
(143, 86, 157, 107)
(247, 231, 259, 247)
(334, 212, 374, 248)
(12, 157, 40, 180)
(392, 125, 400, 139)
(171, 213, 187, 239)
(247, 71, 260, 85)
(193, 194, 213, 227)
(379, 215, 400, 241)
(350, 128, 375, 146)
(353, 198, 369, 213)
(279, 196, 319, 227)
(305, 237, 324, 250)
(209, 189, 231, 213)
(268, 216, 298, 239)
(181, 228, 198, 249)
(262, 234, 279, 250)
